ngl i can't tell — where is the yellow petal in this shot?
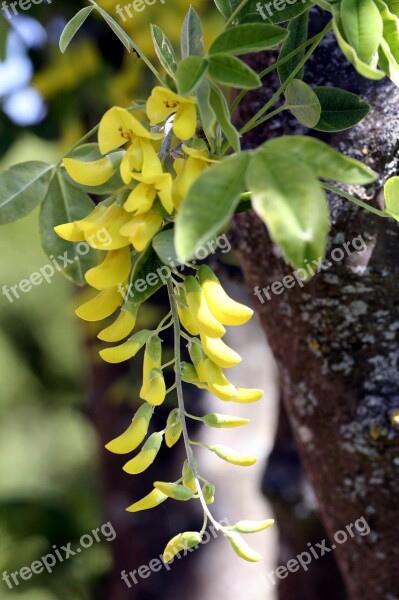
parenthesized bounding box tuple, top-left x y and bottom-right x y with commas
(147, 87, 196, 126)
(226, 531, 262, 562)
(85, 247, 131, 289)
(54, 222, 85, 242)
(231, 388, 264, 403)
(185, 276, 226, 338)
(98, 307, 137, 342)
(200, 333, 242, 368)
(121, 211, 163, 252)
(124, 183, 156, 214)
(141, 139, 163, 177)
(99, 340, 138, 363)
(173, 156, 206, 210)
(177, 304, 200, 336)
(75, 287, 122, 322)
(203, 358, 238, 400)
(120, 140, 143, 184)
(198, 265, 253, 326)
(173, 103, 197, 140)
(182, 144, 217, 162)
(126, 488, 168, 513)
(64, 156, 114, 186)
(208, 444, 257, 467)
(105, 403, 154, 454)
(163, 532, 202, 563)
(98, 106, 155, 155)
(123, 431, 163, 474)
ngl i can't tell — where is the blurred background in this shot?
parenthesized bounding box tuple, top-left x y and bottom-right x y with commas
(0, 3, 337, 599)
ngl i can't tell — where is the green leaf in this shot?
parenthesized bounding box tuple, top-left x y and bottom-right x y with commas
(285, 79, 321, 128)
(39, 171, 98, 286)
(181, 6, 204, 59)
(151, 24, 177, 78)
(128, 243, 167, 304)
(89, 0, 133, 52)
(313, 86, 370, 131)
(208, 54, 261, 89)
(247, 148, 330, 270)
(376, 0, 399, 85)
(196, 80, 217, 150)
(341, 0, 383, 63)
(209, 23, 287, 55)
(278, 13, 309, 84)
(177, 56, 208, 95)
(263, 136, 377, 184)
(0, 162, 53, 224)
(175, 153, 249, 261)
(210, 85, 241, 153)
(213, 0, 232, 19)
(59, 7, 94, 53)
(152, 227, 178, 266)
(333, 15, 385, 80)
(384, 176, 399, 219)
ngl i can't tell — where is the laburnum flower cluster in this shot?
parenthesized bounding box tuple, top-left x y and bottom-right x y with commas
(54, 85, 268, 563)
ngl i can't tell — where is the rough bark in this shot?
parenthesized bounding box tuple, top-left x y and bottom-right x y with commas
(234, 11, 399, 600)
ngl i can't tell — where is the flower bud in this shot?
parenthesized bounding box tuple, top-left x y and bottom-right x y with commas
(123, 431, 163, 475)
(165, 408, 182, 448)
(163, 531, 202, 563)
(225, 531, 262, 562)
(153, 482, 195, 501)
(184, 276, 226, 338)
(208, 444, 257, 467)
(200, 333, 242, 368)
(105, 403, 154, 454)
(126, 488, 168, 513)
(203, 413, 250, 428)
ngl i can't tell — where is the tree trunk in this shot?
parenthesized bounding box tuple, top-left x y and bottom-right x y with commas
(234, 10, 399, 600)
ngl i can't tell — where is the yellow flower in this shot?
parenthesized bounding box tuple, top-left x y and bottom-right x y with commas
(140, 336, 166, 406)
(63, 156, 116, 186)
(85, 247, 131, 290)
(126, 488, 168, 513)
(198, 265, 253, 326)
(124, 170, 173, 215)
(55, 202, 131, 250)
(99, 330, 150, 363)
(173, 145, 216, 209)
(123, 431, 163, 475)
(147, 86, 197, 140)
(98, 305, 138, 343)
(105, 403, 154, 454)
(120, 210, 163, 252)
(75, 286, 123, 322)
(98, 106, 163, 182)
(200, 333, 242, 369)
(203, 358, 238, 401)
(184, 276, 226, 338)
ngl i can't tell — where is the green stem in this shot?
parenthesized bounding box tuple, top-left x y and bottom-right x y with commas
(224, 0, 251, 28)
(321, 183, 387, 218)
(229, 24, 329, 114)
(240, 20, 332, 136)
(166, 278, 223, 532)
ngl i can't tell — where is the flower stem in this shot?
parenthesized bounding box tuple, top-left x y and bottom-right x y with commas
(166, 278, 223, 532)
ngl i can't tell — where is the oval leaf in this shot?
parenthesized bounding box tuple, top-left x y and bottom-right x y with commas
(209, 23, 287, 55)
(208, 54, 261, 89)
(151, 24, 177, 78)
(285, 79, 321, 128)
(0, 161, 53, 225)
(177, 56, 209, 95)
(175, 152, 249, 261)
(59, 7, 94, 53)
(341, 0, 383, 63)
(313, 86, 370, 132)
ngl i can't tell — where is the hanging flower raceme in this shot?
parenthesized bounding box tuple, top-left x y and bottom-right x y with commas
(147, 86, 197, 140)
